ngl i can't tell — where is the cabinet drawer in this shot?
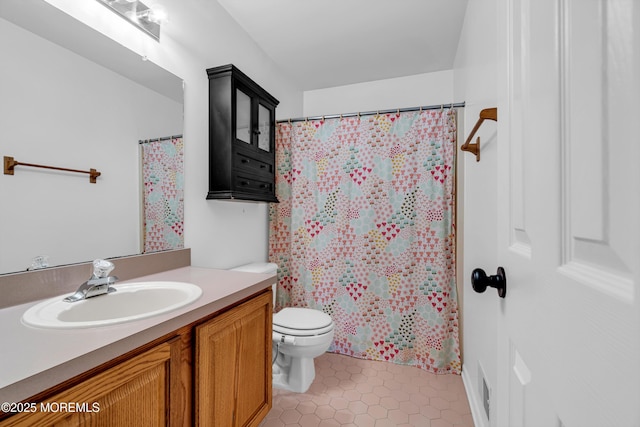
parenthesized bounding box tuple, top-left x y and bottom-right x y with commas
(234, 151, 274, 175)
(234, 173, 274, 194)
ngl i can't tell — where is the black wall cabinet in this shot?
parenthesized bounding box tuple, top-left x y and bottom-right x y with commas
(206, 64, 279, 202)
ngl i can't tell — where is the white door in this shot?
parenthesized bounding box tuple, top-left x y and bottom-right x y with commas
(494, 1, 640, 426)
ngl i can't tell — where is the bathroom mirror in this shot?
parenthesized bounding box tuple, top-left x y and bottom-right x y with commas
(0, 0, 184, 274)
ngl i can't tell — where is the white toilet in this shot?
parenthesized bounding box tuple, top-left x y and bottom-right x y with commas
(230, 263, 334, 393)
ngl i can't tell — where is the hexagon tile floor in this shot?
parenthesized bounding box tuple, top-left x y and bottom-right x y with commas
(259, 352, 474, 427)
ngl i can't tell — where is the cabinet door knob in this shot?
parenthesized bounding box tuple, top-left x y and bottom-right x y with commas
(471, 267, 507, 298)
(240, 181, 250, 186)
(241, 159, 249, 164)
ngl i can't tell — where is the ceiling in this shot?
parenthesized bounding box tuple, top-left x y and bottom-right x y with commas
(216, 0, 469, 91)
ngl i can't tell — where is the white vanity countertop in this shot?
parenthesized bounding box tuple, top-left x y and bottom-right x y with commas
(0, 266, 274, 403)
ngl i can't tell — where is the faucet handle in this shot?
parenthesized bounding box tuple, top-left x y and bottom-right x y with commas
(92, 259, 115, 279)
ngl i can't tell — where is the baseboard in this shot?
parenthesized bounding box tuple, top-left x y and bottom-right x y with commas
(462, 364, 488, 427)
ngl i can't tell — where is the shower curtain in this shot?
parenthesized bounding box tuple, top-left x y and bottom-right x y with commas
(269, 110, 460, 374)
(141, 136, 184, 253)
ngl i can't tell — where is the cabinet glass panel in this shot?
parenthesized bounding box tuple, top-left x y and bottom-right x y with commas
(258, 104, 271, 152)
(236, 89, 251, 144)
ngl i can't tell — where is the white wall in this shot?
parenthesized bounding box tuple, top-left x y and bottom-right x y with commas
(453, 0, 499, 426)
(0, 17, 182, 273)
(37, 0, 304, 270)
(303, 70, 455, 117)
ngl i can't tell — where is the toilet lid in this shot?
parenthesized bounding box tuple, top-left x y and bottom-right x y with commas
(273, 308, 334, 336)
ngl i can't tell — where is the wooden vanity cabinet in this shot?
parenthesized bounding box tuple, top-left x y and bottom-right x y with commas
(0, 290, 272, 427)
(0, 338, 184, 426)
(206, 64, 279, 202)
(195, 290, 272, 427)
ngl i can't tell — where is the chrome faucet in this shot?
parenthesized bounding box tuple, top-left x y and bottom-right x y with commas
(64, 259, 119, 303)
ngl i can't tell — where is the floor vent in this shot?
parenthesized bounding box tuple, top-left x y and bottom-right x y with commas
(482, 372, 491, 421)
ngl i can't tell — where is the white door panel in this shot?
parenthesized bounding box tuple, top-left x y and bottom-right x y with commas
(495, 0, 639, 426)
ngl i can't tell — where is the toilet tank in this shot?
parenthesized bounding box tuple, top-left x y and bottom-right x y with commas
(229, 263, 278, 305)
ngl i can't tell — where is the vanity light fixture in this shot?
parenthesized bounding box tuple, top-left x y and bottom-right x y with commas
(95, 0, 168, 41)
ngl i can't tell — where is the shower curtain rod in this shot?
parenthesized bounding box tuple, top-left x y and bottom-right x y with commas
(138, 134, 183, 144)
(277, 102, 465, 123)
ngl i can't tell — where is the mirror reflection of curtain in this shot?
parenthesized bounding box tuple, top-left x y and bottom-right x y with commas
(141, 136, 184, 253)
(269, 110, 460, 373)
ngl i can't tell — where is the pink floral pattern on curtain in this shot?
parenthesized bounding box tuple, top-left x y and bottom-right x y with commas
(269, 110, 460, 374)
(141, 136, 184, 253)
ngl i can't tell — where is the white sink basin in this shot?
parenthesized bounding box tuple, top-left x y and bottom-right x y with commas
(22, 281, 202, 329)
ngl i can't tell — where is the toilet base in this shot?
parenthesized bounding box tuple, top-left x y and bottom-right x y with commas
(272, 351, 317, 393)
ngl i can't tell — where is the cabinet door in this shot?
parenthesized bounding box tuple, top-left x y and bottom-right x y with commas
(235, 88, 252, 145)
(195, 291, 272, 427)
(1, 338, 183, 426)
(235, 87, 274, 154)
(257, 103, 272, 152)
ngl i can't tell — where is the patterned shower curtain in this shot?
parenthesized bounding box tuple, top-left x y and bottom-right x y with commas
(269, 110, 460, 374)
(141, 136, 184, 253)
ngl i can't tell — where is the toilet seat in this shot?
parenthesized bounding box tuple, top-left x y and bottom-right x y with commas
(273, 307, 334, 337)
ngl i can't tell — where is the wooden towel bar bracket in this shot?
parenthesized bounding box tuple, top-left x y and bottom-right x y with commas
(3, 156, 101, 183)
(460, 107, 497, 162)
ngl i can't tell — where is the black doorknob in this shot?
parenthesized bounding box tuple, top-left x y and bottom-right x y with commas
(471, 267, 507, 298)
